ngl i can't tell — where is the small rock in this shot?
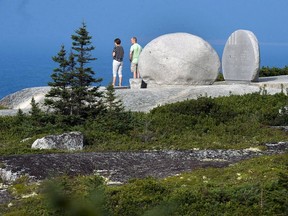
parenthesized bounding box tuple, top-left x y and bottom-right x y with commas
(31, 132, 84, 151)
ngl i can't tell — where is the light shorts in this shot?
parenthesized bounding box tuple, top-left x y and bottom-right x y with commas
(112, 59, 123, 77)
(131, 63, 138, 73)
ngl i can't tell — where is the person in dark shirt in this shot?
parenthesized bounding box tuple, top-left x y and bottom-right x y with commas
(112, 38, 124, 87)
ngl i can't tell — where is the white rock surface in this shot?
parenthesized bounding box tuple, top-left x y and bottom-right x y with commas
(138, 33, 221, 86)
(1, 76, 288, 114)
(0, 87, 51, 110)
(31, 132, 84, 151)
(222, 29, 260, 82)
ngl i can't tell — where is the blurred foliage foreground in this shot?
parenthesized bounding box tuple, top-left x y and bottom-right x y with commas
(0, 154, 287, 215)
(1, 89, 288, 215)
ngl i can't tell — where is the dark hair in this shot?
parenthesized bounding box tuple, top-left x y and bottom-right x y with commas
(114, 38, 121, 45)
(132, 37, 137, 42)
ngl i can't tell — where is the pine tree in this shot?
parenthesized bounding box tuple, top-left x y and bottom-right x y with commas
(29, 97, 42, 117)
(29, 97, 44, 125)
(16, 108, 25, 123)
(100, 83, 134, 134)
(45, 45, 72, 115)
(104, 83, 124, 113)
(45, 23, 104, 120)
(70, 22, 103, 117)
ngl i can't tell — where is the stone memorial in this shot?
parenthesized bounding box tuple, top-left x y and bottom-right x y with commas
(138, 33, 220, 86)
(222, 29, 260, 82)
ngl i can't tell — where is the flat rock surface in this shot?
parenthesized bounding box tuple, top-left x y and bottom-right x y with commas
(1, 76, 288, 114)
(1, 143, 287, 184)
(0, 142, 287, 205)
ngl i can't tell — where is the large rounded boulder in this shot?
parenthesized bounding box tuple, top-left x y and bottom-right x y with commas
(138, 33, 220, 86)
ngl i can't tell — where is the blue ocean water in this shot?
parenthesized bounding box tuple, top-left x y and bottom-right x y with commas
(1, 45, 287, 100)
(0, 51, 132, 99)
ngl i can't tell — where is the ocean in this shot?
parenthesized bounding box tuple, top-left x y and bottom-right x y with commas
(1, 44, 287, 100)
(0, 51, 132, 100)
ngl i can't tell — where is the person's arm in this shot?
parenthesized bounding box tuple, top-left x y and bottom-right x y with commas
(112, 47, 116, 57)
(130, 46, 133, 62)
(129, 51, 133, 62)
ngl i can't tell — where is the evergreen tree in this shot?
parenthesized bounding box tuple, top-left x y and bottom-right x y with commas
(99, 83, 134, 134)
(45, 45, 72, 115)
(29, 97, 42, 117)
(29, 96, 45, 125)
(16, 108, 25, 123)
(104, 83, 124, 113)
(45, 23, 103, 121)
(70, 22, 103, 117)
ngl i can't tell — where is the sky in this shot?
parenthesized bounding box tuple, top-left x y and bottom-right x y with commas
(0, 0, 288, 74)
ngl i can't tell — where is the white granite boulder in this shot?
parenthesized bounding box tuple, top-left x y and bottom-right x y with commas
(222, 29, 260, 82)
(31, 132, 84, 151)
(138, 33, 220, 86)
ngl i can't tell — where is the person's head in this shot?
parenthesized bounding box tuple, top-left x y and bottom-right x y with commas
(114, 38, 121, 45)
(131, 37, 137, 44)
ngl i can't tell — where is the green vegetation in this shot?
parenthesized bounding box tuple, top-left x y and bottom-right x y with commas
(1, 24, 288, 215)
(2, 91, 288, 155)
(259, 66, 288, 77)
(1, 154, 287, 215)
(2, 88, 288, 215)
(45, 22, 104, 123)
(216, 65, 288, 81)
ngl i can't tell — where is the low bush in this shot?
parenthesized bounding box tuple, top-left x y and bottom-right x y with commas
(1, 154, 287, 215)
(1, 91, 288, 155)
(259, 66, 288, 77)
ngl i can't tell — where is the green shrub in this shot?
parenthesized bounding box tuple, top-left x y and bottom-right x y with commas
(259, 66, 288, 77)
(2, 91, 288, 154)
(2, 154, 287, 215)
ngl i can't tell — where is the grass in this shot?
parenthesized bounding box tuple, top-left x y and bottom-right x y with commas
(0, 105, 7, 110)
(1, 153, 287, 215)
(1, 92, 288, 155)
(1, 91, 288, 215)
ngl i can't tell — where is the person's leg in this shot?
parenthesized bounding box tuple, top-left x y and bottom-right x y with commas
(131, 63, 137, 79)
(112, 60, 118, 86)
(112, 77, 116, 86)
(118, 62, 123, 86)
(119, 76, 123, 86)
(130, 62, 135, 79)
(136, 64, 140, 78)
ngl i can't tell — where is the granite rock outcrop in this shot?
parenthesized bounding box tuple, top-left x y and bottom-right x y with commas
(138, 33, 221, 86)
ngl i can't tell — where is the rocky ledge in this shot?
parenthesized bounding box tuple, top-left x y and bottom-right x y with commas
(0, 142, 287, 204)
(1, 76, 288, 114)
(1, 142, 287, 184)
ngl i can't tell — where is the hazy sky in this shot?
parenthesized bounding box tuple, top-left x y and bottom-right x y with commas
(0, 0, 288, 67)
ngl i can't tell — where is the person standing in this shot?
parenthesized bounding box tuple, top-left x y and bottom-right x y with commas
(112, 38, 124, 87)
(129, 37, 142, 79)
